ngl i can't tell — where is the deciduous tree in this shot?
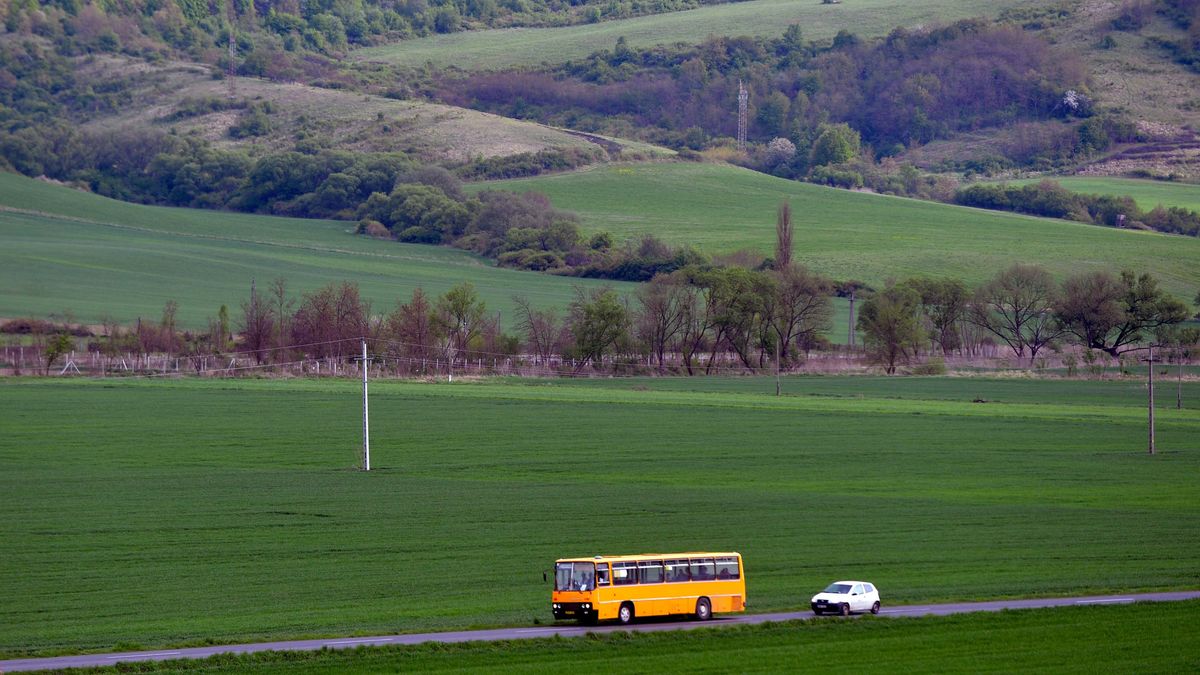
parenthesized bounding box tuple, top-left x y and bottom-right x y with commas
(969, 264, 1061, 364)
(857, 283, 923, 375)
(1055, 270, 1189, 358)
(568, 286, 628, 370)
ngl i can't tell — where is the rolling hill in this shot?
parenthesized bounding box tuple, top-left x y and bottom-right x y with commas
(471, 162, 1200, 297)
(73, 56, 605, 163)
(353, 0, 1041, 71)
(0, 173, 638, 329)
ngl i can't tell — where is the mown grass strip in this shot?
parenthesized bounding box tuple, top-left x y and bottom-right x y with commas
(30, 601, 1200, 674)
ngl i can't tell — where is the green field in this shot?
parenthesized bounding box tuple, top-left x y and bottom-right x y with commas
(0, 172, 872, 341)
(39, 602, 1200, 673)
(353, 0, 1040, 70)
(0, 173, 638, 330)
(1010, 176, 1200, 212)
(2, 375, 1197, 658)
(473, 163, 1200, 297)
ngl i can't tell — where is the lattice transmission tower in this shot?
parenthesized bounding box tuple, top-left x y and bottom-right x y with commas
(736, 80, 748, 151)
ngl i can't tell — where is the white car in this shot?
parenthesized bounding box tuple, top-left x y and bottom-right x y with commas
(811, 580, 880, 616)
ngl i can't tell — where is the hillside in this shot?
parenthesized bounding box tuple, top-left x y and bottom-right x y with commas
(0, 173, 637, 328)
(353, 0, 1042, 70)
(72, 55, 601, 163)
(1008, 176, 1200, 211)
(472, 162, 1200, 296)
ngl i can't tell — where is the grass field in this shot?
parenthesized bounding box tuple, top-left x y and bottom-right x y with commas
(1009, 176, 1200, 212)
(0, 173, 637, 330)
(0, 172, 874, 341)
(353, 0, 1040, 70)
(472, 162, 1200, 297)
(2, 375, 1197, 658)
(41, 602, 1200, 673)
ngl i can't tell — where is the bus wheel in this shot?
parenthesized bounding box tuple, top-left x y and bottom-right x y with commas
(695, 597, 712, 621)
(618, 602, 635, 625)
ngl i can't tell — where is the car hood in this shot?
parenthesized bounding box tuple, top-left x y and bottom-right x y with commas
(811, 592, 850, 602)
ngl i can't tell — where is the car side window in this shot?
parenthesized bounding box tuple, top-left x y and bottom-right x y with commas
(852, 584, 863, 595)
(864, 584, 874, 594)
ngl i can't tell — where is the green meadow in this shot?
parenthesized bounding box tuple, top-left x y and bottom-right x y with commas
(43, 602, 1200, 673)
(474, 163, 1200, 296)
(1009, 176, 1200, 212)
(353, 0, 1040, 70)
(2, 375, 1197, 658)
(0, 173, 636, 329)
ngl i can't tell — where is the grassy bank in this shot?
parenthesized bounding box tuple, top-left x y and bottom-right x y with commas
(1, 375, 1196, 657)
(474, 163, 1200, 296)
(34, 601, 1200, 673)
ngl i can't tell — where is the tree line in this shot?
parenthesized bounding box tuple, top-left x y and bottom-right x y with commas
(14, 260, 1198, 378)
(856, 264, 1197, 374)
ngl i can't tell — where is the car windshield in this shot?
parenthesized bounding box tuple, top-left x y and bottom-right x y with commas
(555, 562, 596, 592)
(823, 583, 853, 594)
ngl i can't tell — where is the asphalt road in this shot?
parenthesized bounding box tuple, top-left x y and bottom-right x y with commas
(3, 591, 1196, 672)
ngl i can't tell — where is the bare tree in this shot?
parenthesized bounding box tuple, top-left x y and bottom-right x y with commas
(775, 200, 793, 269)
(514, 295, 564, 366)
(239, 280, 275, 364)
(969, 264, 1062, 364)
(385, 288, 434, 369)
(291, 282, 367, 359)
(906, 277, 969, 355)
(270, 278, 294, 354)
(159, 300, 179, 357)
(635, 275, 689, 372)
(764, 265, 833, 367)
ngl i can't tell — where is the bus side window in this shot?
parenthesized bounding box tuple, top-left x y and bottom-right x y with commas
(665, 559, 690, 582)
(614, 562, 637, 585)
(596, 563, 611, 587)
(639, 561, 664, 584)
(690, 558, 715, 581)
(716, 556, 740, 580)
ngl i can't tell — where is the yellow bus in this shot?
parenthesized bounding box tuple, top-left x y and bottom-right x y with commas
(551, 552, 745, 624)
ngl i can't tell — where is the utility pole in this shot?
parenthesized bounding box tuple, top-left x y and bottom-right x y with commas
(361, 338, 371, 471)
(774, 337, 781, 397)
(1147, 343, 1155, 455)
(847, 289, 856, 348)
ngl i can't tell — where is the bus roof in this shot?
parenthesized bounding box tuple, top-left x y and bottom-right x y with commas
(555, 552, 741, 564)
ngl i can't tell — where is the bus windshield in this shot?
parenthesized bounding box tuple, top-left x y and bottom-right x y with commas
(555, 562, 595, 591)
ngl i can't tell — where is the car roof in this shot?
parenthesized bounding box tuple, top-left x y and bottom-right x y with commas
(831, 580, 872, 585)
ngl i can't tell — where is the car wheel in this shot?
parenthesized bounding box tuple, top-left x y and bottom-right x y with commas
(840, 603, 850, 617)
(695, 597, 712, 621)
(618, 602, 635, 625)
(871, 601, 880, 615)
